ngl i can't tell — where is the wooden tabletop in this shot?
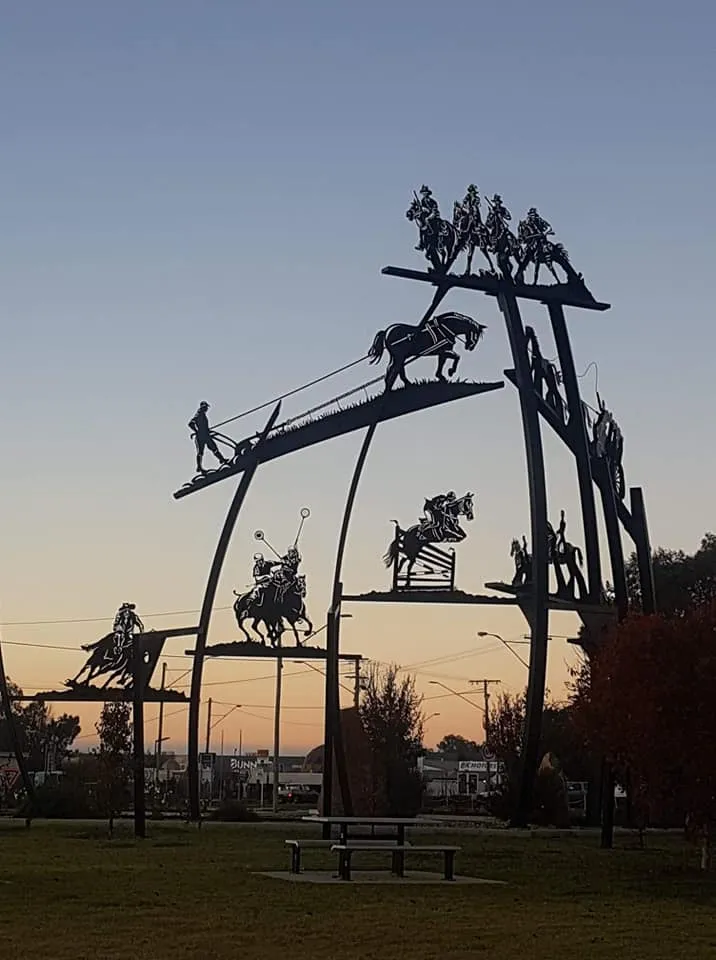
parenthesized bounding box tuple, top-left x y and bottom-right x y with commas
(302, 816, 440, 825)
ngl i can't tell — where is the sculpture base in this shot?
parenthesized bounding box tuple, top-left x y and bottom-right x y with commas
(342, 589, 518, 606)
(381, 266, 610, 312)
(11, 686, 189, 703)
(193, 640, 361, 661)
(484, 581, 611, 615)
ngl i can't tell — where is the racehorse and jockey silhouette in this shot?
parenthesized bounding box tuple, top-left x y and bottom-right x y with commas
(233, 509, 314, 647)
(65, 603, 146, 689)
(383, 492, 475, 586)
(368, 312, 487, 391)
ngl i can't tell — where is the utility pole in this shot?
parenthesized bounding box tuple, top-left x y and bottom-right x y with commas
(131, 631, 146, 839)
(352, 656, 363, 710)
(155, 662, 167, 789)
(205, 698, 213, 754)
(469, 679, 501, 797)
(272, 657, 283, 813)
(468, 679, 501, 741)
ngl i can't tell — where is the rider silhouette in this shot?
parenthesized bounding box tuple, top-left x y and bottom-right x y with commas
(555, 511, 567, 557)
(250, 553, 275, 605)
(189, 401, 229, 474)
(486, 194, 511, 241)
(416, 186, 440, 251)
(111, 603, 144, 658)
(422, 492, 458, 540)
(521, 207, 553, 244)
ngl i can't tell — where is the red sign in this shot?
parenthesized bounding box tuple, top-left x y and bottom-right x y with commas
(0, 765, 20, 791)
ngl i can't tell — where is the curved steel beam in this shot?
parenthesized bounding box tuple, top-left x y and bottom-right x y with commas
(0, 635, 35, 811)
(322, 422, 379, 826)
(629, 487, 656, 614)
(497, 292, 549, 828)
(187, 402, 281, 821)
(547, 304, 602, 601)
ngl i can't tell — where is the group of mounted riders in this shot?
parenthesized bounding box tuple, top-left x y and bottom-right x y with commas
(407, 184, 583, 285)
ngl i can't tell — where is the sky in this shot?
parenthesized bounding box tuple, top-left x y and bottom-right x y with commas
(0, 1, 714, 756)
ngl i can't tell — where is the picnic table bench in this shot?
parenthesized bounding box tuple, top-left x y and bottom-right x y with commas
(285, 837, 410, 874)
(331, 843, 461, 881)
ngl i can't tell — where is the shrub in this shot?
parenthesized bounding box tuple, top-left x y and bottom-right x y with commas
(207, 800, 259, 822)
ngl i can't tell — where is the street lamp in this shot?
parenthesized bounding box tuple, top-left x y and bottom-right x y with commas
(424, 712, 441, 722)
(477, 630, 530, 670)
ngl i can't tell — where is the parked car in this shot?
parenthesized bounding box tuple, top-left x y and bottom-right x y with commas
(279, 784, 320, 804)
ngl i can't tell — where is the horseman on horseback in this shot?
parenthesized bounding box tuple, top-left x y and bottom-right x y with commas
(420, 492, 467, 542)
(485, 194, 520, 279)
(234, 511, 314, 647)
(65, 602, 144, 689)
(384, 492, 475, 587)
(406, 185, 460, 271)
(452, 184, 493, 276)
(415, 185, 440, 252)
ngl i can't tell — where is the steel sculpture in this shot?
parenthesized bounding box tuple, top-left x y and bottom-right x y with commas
(232, 509, 314, 647)
(367, 312, 487, 391)
(375, 180, 656, 833)
(383, 492, 474, 590)
(160, 177, 657, 835)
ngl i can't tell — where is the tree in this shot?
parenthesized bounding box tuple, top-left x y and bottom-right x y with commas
(435, 734, 481, 759)
(358, 664, 425, 816)
(487, 691, 596, 825)
(627, 533, 716, 615)
(488, 691, 526, 783)
(0, 678, 80, 770)
(571, 604, 716, 868)
(96, 701, 132, 836)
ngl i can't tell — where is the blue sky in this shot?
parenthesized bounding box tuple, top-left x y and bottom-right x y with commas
(0, 1, 713, 751)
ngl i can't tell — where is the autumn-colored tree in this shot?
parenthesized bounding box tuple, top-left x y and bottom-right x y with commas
(571, 604, 716, 868)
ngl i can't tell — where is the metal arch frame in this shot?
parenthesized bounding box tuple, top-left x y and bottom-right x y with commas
(322, 420, 381, 828)
(497, 291, 550, 827)
(547, 303, 602, 602)
(187, 403, 281, 821)
(379, 264, 656, 829)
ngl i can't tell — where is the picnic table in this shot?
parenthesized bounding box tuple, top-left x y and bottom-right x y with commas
(299, 815, 446, 878)
(302, 815, 438, 846)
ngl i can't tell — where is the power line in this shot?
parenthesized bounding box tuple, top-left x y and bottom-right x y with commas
(0, 606, 229, 628)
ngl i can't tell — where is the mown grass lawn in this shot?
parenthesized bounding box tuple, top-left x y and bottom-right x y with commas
(1, 820, 716, 959)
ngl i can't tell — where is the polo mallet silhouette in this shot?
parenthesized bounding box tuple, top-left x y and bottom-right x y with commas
(293, 507, 311, 548)
(253, 530, 281, 559)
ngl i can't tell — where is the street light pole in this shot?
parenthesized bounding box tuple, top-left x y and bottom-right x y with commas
(155, 662, 167, 789)
(272, 656, 283, 813)
(477, 630, 530, 670)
